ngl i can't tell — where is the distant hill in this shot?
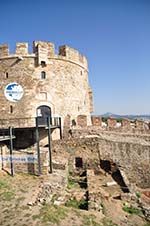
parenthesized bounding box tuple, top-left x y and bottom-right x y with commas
(100, 112, 150, 121)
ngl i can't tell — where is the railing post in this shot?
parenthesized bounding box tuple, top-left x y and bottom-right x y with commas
(35, 117, 42, 175)
(2, 129, 5, 139)
(54, 117, 56, 126)
(59, 117, 62, 139)
(9, 127, 14, 176)
(47, 117, 52, 173)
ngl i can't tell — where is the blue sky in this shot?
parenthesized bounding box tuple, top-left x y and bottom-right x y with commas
(0, 0, 150, 115)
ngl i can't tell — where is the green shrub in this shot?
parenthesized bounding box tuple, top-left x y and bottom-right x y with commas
(67, 177, 78, 189)
(82, 214, 101, 226)
(102, 117, 108, 123)
(116, 118, 122, 123)
(0, 180, 9, 189)
(144, 223, 150, 226)
(102, 218, 118, 226)
(122, 206, 142, 215)
(65, 198, 88, 210)
(39, 204, 67, 224)
(0, 191, 15, 201)
(65, 198, 79, 209)
(135, 191, 141, 199)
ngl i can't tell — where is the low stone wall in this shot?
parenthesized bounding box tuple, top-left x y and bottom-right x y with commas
(71, 127, 150, 142)
(1, 133, 149, 189)
(0, 145, 68, 175)
(97, 138, 150, 188)
(107, 118, 117, 129)
(91, 116, 102, 126)
(52, 136, 150, 189)
(90, 116, 150, 134)
(77, 115, 87, 127)
(0, 146, 48, 175)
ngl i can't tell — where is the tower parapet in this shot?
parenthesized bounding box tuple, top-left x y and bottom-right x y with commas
(33, 41, 55, 65)
(0, 40, 92, 130)
(0, 41, 88, 69)
(0, 44, 9, 57)
(16, 43, 28, 55)
(59, 45, 88, 69)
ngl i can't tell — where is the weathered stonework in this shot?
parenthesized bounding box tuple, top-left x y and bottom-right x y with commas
(121, 119, 131, 131)
(135, 120, 145, 131)
(91, 116, 102, 126)
(77, 115, 87, 128)
(0, 41, 93, 129)
(107, 118, 117, 129)
(89, 117, 150, 134)
(51, 136, 150, 189)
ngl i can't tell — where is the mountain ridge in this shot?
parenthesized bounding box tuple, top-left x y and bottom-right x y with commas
(98, 112, 150, 120)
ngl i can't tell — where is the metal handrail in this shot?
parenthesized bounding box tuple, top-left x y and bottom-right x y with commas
(0, 116, 61, 128)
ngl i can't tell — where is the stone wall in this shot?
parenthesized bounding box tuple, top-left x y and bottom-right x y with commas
(121, 119, 131, 131)
(91, 116, 102, 126)
(107, 118, 117, 129)
(70, 127, 150, 144)
(0, 41, 93, 129)
(77, 115, 87, 127)
(1, 135, 149, 189)
(52, 137, 150, 189)
(97, 138, 150, 189)
(90, 116, 150, 134)
(0, 144, 68, 175)
(0, 145, 40, 175)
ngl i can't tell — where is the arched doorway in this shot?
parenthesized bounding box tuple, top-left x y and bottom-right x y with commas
(37, 105, 51, 126)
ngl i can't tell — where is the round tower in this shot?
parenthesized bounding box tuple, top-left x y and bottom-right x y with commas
(0, 41, 93, 129)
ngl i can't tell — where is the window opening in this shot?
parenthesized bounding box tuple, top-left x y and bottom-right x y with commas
(41, 61, 46, 67)
(10, 105, 13, 113)
(41, 71, 46, 79)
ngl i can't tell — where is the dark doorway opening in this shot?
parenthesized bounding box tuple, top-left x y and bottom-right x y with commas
(75, 157, 83, 168)
(112, 170, 129, 193)
(37, 105, 51, 126)
(100, 159, 111, 173)
(100, 159, 129, 193)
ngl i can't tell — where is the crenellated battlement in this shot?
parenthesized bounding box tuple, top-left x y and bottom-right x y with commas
(91, 116, 150, 133)
(0, 44, 9, 57)
(0, 41, 88, 69)
(59, 45, 87, 68)
(0, 40, 92, 132)
(16, 43, 28, 55)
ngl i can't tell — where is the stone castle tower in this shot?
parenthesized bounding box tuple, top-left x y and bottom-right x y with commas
(0, 41, 93, 129)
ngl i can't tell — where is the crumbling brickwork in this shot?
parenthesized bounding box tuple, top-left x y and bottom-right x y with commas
(121, 119, 131, 131)
(77, 115, 87, 127)
(90, 117, 150, 134)
(91, 116, 102, 126)
(107, 118, 117, 129)
(52, 136, 150, 189)
(135, 120, 145, 131)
